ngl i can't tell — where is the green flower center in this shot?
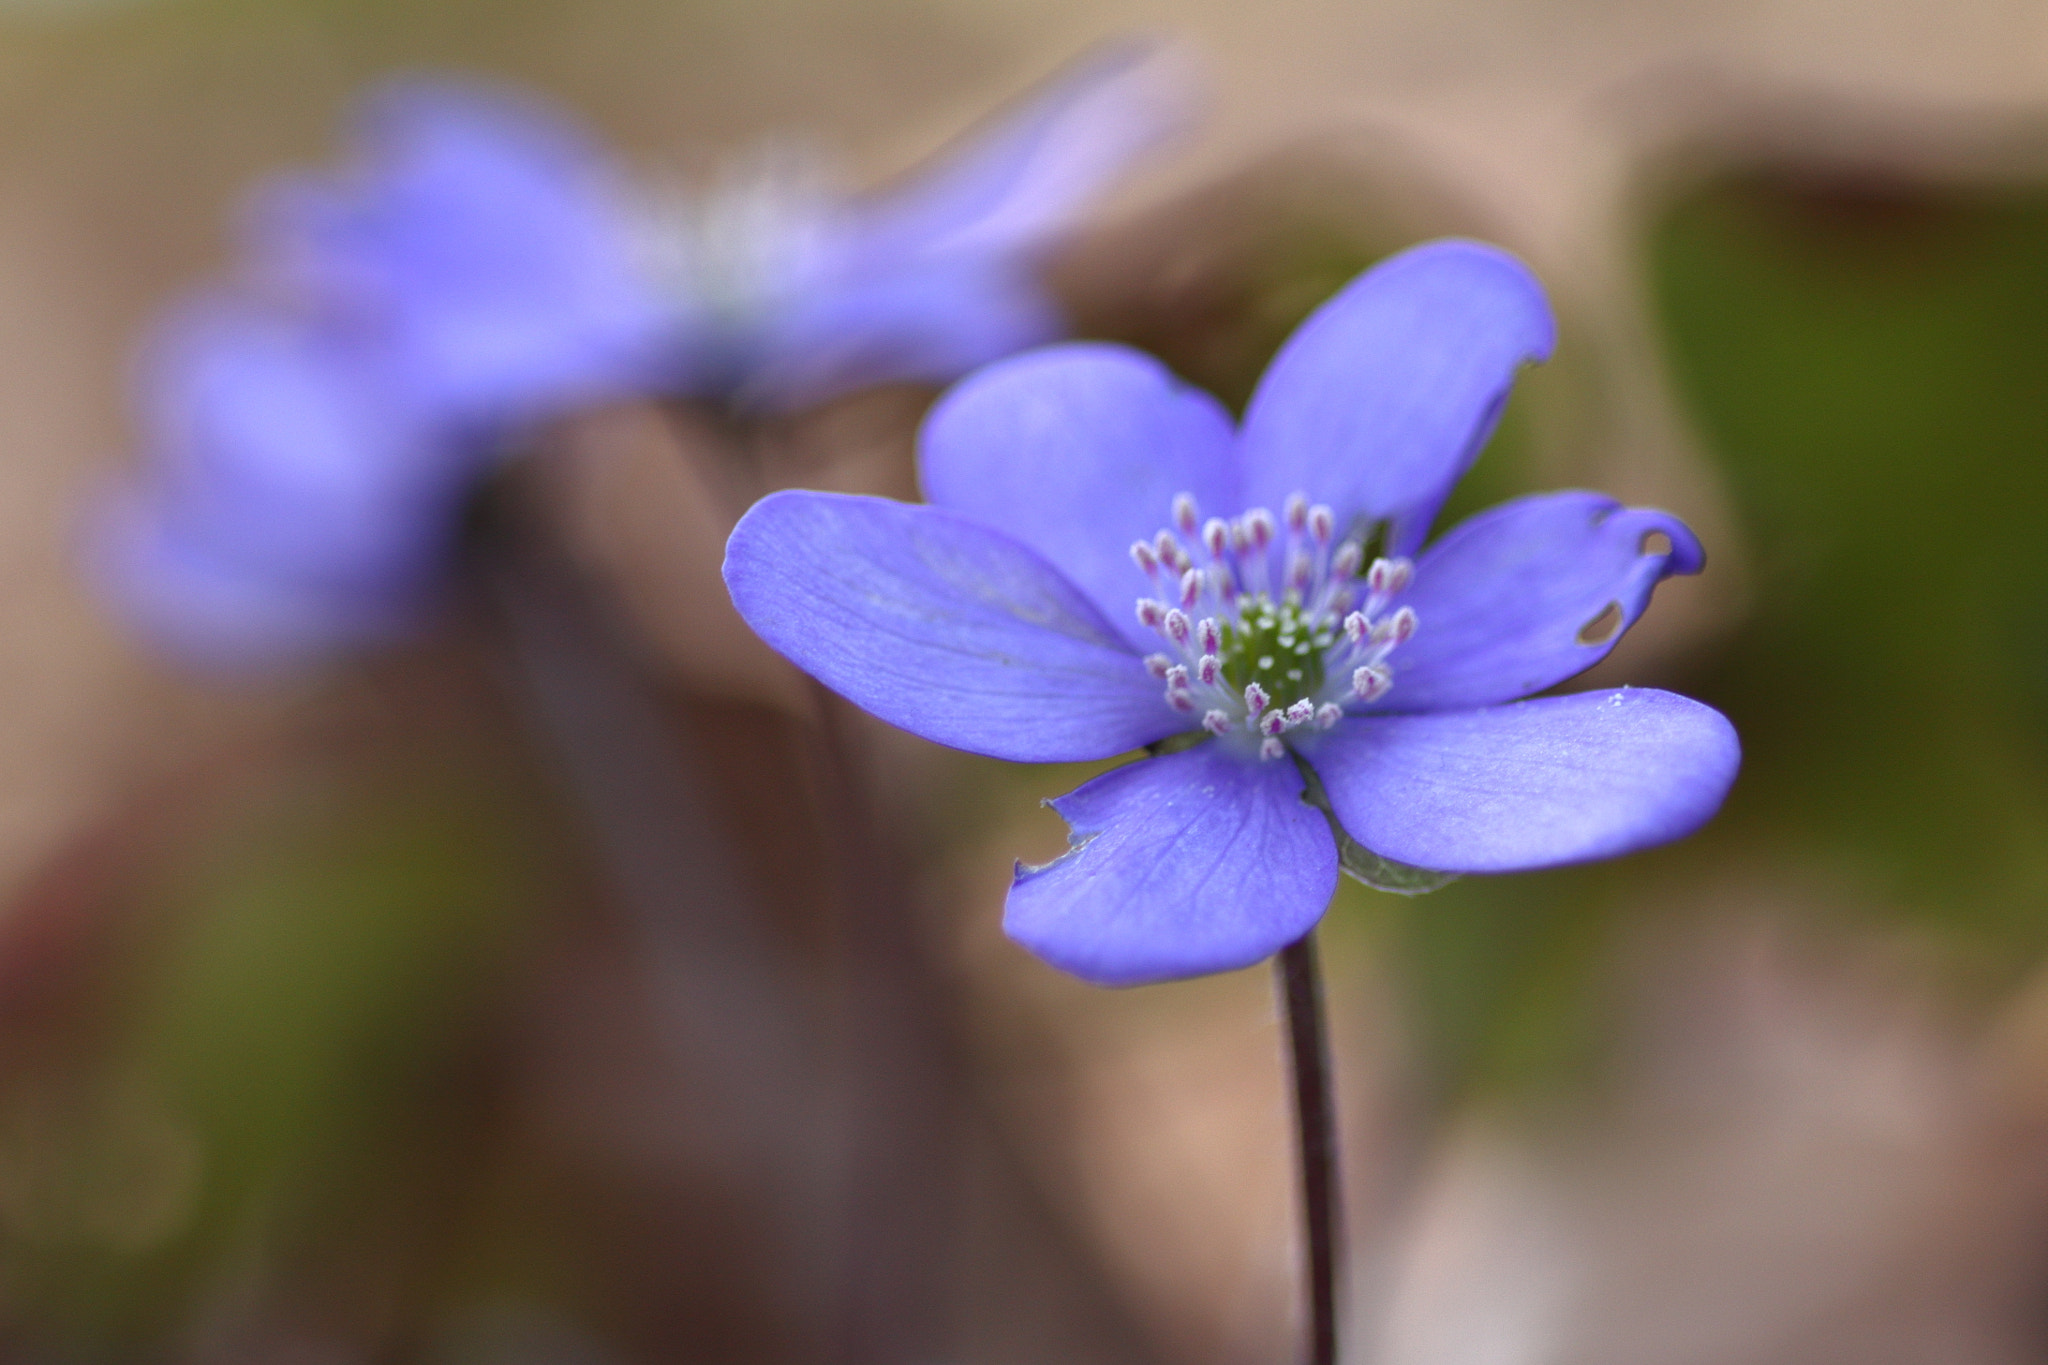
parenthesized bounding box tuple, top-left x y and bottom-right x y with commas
(1218, 595, 1333, 710)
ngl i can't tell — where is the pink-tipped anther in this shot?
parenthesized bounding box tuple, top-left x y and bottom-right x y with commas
(1331, 542, 1362, 579)
(1179, 569, 1201, 607)
(1197, 618, 1222, 655)
(1130, 540, 1159, 576)
(1245, 508, 1275, 550)
(1163, 609, 1191, 645)
(1367, 556, 1413, 595)
(1144, 653, 1172, 679)
(1308, 505, 1334, 544)
(1202, 518, 1230, 557)
(1164, 664, 1190, 691)
(1344, 611, 1370, 645)
(1154, 531, 1186, 573)
(1259, 736, 1286, 761)
(1284, 493, 1309, 533)
(1168, 692, 1198, 713)
(1284, 699, 1315, 728)
(1287, 550, 1313, 592)
(1173, 493, 1199, 535)
(1388, 605, 1417, 645)
(1136, 599, 1166, 630)
(1243, 681, 1270, 715)
(1259, 710, 1289, 737)
(1197, 654, 1221, 686)
(1314, 703, 1343, 730)
(1202, 709, 1233, 736)
(1352, 664, 1392, 701)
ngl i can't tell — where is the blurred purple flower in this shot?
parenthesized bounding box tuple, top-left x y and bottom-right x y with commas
(724, 241, 1741, 986)
(93, 46, 1188, 670)
(95, 301, 471, 667)
(249, 41, 1189, 416)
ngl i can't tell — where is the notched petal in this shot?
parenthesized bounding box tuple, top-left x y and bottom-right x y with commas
(1004, 745, 1336, 986)
(1380, 491, 1706, 711)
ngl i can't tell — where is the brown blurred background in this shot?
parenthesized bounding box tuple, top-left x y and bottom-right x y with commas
(9, 0, 2048, 1362)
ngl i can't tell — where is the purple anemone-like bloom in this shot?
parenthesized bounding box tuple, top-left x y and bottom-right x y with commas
(724, 240, 1741, 986)
(94, 48, 1185, 670)
(247, 43, 1186, 417)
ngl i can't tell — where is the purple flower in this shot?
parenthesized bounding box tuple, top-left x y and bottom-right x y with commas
(95, 46, 1187, 670)
(247, 43, 1187, 417)
(723, 240, 1741, 986)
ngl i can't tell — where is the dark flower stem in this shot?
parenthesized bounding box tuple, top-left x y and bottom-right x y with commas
(1280, 931, 1341, 1365)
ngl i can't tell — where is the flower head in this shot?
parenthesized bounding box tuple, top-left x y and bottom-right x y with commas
(724, 240, 1741, 986)
(95, 46, 1189, 670)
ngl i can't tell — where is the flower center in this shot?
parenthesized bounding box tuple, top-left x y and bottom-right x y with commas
(632, 147, 840, 327)
(1132, 491, 1418, 760)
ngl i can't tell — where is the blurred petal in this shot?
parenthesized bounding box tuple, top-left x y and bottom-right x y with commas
(1237, 240, 1555, 553)
(849, 41, 1193, 268)
(740, 260, 1063, 411)
(1373, 492, 1705, 712)
(250, 78, 666, 418)
(91, 495, 426, 673)
(137, 300, 464, 581)
(1306, 689, 1739, 873)
(1006, 743, 1335, 985)
(920, 343, 1238, 650)
(723, 490, 1176, 762)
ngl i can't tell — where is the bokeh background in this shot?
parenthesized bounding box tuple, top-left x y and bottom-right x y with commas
(6, 0, 2048, 1362)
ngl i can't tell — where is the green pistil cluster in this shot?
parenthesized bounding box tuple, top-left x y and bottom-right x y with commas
(1219, 595, 1332, 709)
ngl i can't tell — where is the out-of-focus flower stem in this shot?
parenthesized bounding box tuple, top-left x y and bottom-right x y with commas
(668, 404, 959, 1364)
(1280, 930, 1342, 1365)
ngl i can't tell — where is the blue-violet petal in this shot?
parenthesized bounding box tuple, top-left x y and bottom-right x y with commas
(847, 41, 1191, 269)
(1373, 491, 1705, 712)
(1306, 688, 1739, 873)
(920, 342, 1238, 650)
(1006, 743, 1336, 986)
(744, 260, 1062, 412)
(723, 490, 1176, 762)
(1236, 239, 1554, 554)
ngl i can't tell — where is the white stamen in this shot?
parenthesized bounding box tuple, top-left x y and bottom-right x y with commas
(1344, 611, 1369, 645)
(1284, 493, 1309, 533)
(1179, 569, 1202, 607)
(1260, 736, 1287, 761)
(1165, 665, 1189, 692)
(1163, 609, 1191, 645)
(1143, 654, 1172, 679)
(1155, 531, 1187, 573)
(1197, 618, 1222, 655)
(1259, 710, 1289, 737)
(1168, 692, 1198, 713)
(1173, 492, 1200, 536)
(1353, 664, 1392, 701)
(1285, 699, 1315, 727)
(1136, 599, 1166, 630)
(1243, 682, 1269, 715)
(1203, 518, 1230, 557)
(1203, 709, 1234, 736)
(1331, 542, 1362, 579)
(1131, 540, 1159, 576)
(1197, 654, 1221, 686)
(1388, 606, 1418, 644)
(1314, 703, 1343, 729)
(1245, 509, 1275, 551)
(1308, 504, 1335, 544)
